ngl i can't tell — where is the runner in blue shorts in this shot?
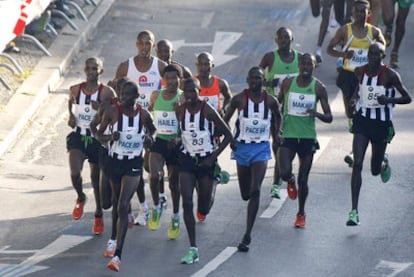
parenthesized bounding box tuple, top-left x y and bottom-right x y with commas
(225, 67, 282, 252)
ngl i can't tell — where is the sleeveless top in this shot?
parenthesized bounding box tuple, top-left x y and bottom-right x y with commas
(179, 101, 214, 157)
(234, 90, 272, 143)
(153, 88, 182, 141)
(342, 23, 374, 72)
(127, 56, 162, 109)
(72, 82, 103, 136)
(282, 77, 317, 139)
(196, 75, 222, 110)
(108, 103, 146, 160)
(356, 65, 395, 121)
(265, 49, 299, 97)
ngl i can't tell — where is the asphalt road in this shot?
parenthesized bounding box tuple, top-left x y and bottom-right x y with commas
(1, 0, 413, 276)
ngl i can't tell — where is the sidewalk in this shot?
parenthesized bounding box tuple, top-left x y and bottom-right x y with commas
(0, 0, 116, 158)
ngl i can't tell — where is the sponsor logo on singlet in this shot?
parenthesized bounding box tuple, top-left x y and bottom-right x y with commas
(138, 75, 155, 88)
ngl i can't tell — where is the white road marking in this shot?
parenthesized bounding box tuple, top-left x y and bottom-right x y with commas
(191, 247, 238, 277)
(260, 136, 330, 219)
(0, 234, 92, 277)
(260, 190, 288, 218)
(171, 31, 242, 68)
(369, 260, 413, 277)
(211, 32, 242, 67)
(170, 39, 212, 51)
(314, 136, 331, 162)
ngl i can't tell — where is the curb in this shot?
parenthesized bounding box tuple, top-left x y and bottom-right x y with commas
(0, 0, 116, 158)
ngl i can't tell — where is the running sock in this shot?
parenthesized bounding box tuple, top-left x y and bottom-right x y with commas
(140, 201, 148, 212)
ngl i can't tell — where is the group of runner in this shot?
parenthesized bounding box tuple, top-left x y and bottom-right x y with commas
(65, 0, 411, 272)
(311, 0, 413, 69)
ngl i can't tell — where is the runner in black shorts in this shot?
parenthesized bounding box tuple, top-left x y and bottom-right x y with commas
(345, 43, 411, 226)
(67, 57, 115, 236)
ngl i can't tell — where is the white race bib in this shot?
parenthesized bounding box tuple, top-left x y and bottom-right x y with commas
(153, 111, 178, 135)
(112, 127, 144, 156)
(72, 104, 97, 129)
(346, 47, 368, 70)
(181, 130, 212, 155)
(136, 94, 150, 109)
(238, 113, 269, 142)
(359, 85, 385, 108)
(287, 92, 316, 117)
(273, 73, 298, 96)
(202, 95, 219, 110)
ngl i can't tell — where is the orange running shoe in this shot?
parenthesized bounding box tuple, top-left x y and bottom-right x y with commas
(104, 239, 116, 257)
(294, 214, 306, 228)
(196, 211, 206, 222)
(72, 198, 86, 220)
(287, 176, 297, 200)
(93, 216, 104, 235)
(107, 256, 121, 272)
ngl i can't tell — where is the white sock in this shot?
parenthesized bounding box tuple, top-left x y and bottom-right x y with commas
(316, 47, 322, 56)
(140, 201, 148, 212)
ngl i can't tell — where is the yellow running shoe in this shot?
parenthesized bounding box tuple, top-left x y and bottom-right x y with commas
(148, 208, 161, 231)
(168, 217, 180, 239)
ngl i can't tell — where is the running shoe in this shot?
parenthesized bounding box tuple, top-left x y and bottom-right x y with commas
(348, 118, 353, 133)
(196, 210, 206, 222)
(72, 197, 86, 220)
(346, 209, 360, 226)
(237, 234, 251, 252)
(270, 179, 282, 199)
(93, 216, 104, 235)
(104, 239, 116, 257)
(148, 208, 162, 230)
(128, 212, 135, 229)
(218, 170, 230, 184)
(380, 154, 392, 183)
(181, 247, 199, 264)
(214, 163, 230, 185)
(168, 217, 180, 239)
(315, 49, 323, 64)
(107, 255, 121, 272)
(344, 153, 354, 168)
(160, 195, 168, 209)
(294, 214, 306, 228)
(384, 29, 392, 47)
(134, 209, 150, 226)
(390, 51, 399, 69)
(287, 175, 297, 200)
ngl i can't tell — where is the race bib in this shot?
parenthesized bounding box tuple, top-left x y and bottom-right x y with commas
(112, 127, 144, 156)
(202, 95, 219, 110)
(181, 130, 212, 155)
(346, 47, 368, 70)
(72, 104, 97, 129)
(359, 85, 385, 108)
(239, 113, 269, 142)
(153, 111, 178, 135)
(273, 73, 298, 96)
(136, 94, 150, 109)
(287, 92, 316, 117)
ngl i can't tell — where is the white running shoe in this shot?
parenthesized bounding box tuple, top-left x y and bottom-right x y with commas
(104, 239, 116, 257)
(134, 209, 149, 226)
